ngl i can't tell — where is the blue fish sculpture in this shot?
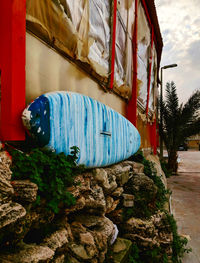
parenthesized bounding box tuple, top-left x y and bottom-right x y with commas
(22, 91, 141, 167)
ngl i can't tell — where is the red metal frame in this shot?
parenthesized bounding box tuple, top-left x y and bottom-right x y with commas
(110, 0, 117, 89)
(127, 0, 138, 127)
(0, 0, 26, 141)
(148, 119, 157, 155)
(146, 28, 154, 115)
(152, 119, 157, 155)
(140, 0, 158, 46)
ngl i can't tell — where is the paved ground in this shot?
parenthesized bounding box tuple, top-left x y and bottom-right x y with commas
(167, 150, 200, 263)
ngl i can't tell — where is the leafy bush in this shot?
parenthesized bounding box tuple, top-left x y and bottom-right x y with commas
(160, 159, 172, 178)
(125, 150, 169, 219)
(165, 213, 191, 263)
(128, 244, 169, 263)
(9, 146, 83, 213)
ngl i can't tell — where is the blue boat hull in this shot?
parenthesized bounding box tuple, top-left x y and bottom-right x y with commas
(23, 92, 141, 167)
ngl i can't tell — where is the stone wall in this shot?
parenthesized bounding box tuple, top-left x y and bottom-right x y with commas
(0, 149, 172, 263)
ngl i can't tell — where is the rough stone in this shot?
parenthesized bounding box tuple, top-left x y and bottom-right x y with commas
(68, 243, 97, 261)
(53, 254, 65, 263)
(67, 255, 81, 263)
(122, 212, 173, 252)
(74, 215, 117, 244)
(111, 238, 132, 263)
(0, 174, 14, 200)
(93, 231, 107, 252)
(84, 184, 106, 215)
(93, 168, 117, 193)
(124, 173, 157, 202)
(0, 257, 11, 263)
(110, 165, 131, 186)
(73, 215, 102, 228)
(124, 217, 155, 237)
(66, 174, 91, 199)
(65, 196, 86, 214)
(12, 180, 38, 202)
(70, 221, 87, 241)
(0, 244, 54, 262)
(111, 187, 124, 197)
(42, 228, 69, 251)
(122, 161, 144, 174)
(108, 209, 123, 225)
(80, 232, 95, 246)
(94, 216, 117, 243)
(0, 201, 26, 229)
(0, 159, 173, 262)
(122, 193, 134, 207)
(146, 154, 167, 188)
(106, 197, 119, 214)
(0, 151, 12, 180)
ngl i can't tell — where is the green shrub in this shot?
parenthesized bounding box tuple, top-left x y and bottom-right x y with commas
(160, 159, 172, 178)
(9, 146, 84, 213)
(128, 244, 169, 263)
(165, 213, 191, 263)
(125, 151, 169, 219)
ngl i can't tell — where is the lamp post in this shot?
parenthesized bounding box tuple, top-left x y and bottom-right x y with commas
(160, 63, 178, 159)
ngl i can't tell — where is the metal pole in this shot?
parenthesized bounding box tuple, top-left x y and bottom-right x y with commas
(160, 68, 163, 159)
(159, 64, 177, 159)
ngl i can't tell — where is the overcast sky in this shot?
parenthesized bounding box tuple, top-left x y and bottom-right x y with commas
(155, 0, 200, 103)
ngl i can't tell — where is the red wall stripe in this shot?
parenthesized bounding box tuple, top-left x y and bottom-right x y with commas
(148, 119, 157, 155)
(110, 0, 117, 89)
(140, 0, 159, 51)
(146, 28, 154, 115)
(0, 0, 26, 141)
(127, 0, 138, 127)
(140, 0, 152, 27)
(152, 119, 157, 155)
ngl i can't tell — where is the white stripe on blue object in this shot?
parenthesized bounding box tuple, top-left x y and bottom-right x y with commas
(44, 91, 141, 167)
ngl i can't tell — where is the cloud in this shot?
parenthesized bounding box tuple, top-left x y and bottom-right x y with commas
(186, 40, 200, 71)
(155, 0, 200, 102)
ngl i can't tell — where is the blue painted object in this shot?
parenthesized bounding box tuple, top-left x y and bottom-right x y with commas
(22, 91, 141, 167)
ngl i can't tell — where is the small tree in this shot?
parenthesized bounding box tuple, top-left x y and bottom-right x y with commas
(160, 81, 200, 173)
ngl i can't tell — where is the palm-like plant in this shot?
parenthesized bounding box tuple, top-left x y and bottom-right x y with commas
(160, 81, 200, 173)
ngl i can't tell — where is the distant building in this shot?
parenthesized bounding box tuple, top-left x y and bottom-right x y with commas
(0, 0, 163, 155)
(187, 134, 200, 149)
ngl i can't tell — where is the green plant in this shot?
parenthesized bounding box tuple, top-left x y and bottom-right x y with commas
(128, 244, 169, 263)
(9, 146, 84, 213)
(131, 151, 168, 215)
(128, 244, 141, 263)
(160, 159, 172, 178)
(123, 152, 169, 220)
(160, 81, 200, 173)
(165, 213, 191, 263)
(123, 194, 153, 220)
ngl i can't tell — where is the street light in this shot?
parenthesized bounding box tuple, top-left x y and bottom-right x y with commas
(160, 63, 178, 159)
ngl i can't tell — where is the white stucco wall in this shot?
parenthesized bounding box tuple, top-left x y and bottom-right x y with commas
(26, 32, 126, 116)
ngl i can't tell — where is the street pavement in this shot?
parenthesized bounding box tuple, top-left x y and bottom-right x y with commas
(167, 150, 200, 263)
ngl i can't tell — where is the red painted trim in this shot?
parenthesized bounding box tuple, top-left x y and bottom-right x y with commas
(146, 28, 154, 115)
(140, 0, 152, 27)
(156, 122, 160, 147)
(110, 0, 117, 89)
(0, 0, 26, 141)
(148, 120, 157, 155)
(152, 119, 157, 155)
(140, 0, 158, 50)
(127, 0, 138, 127)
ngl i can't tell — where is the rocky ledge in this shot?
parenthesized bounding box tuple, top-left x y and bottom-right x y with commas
(0, 149, 172, 263)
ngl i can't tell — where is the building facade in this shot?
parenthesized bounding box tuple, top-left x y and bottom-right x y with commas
(0, 0, 163, 154)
